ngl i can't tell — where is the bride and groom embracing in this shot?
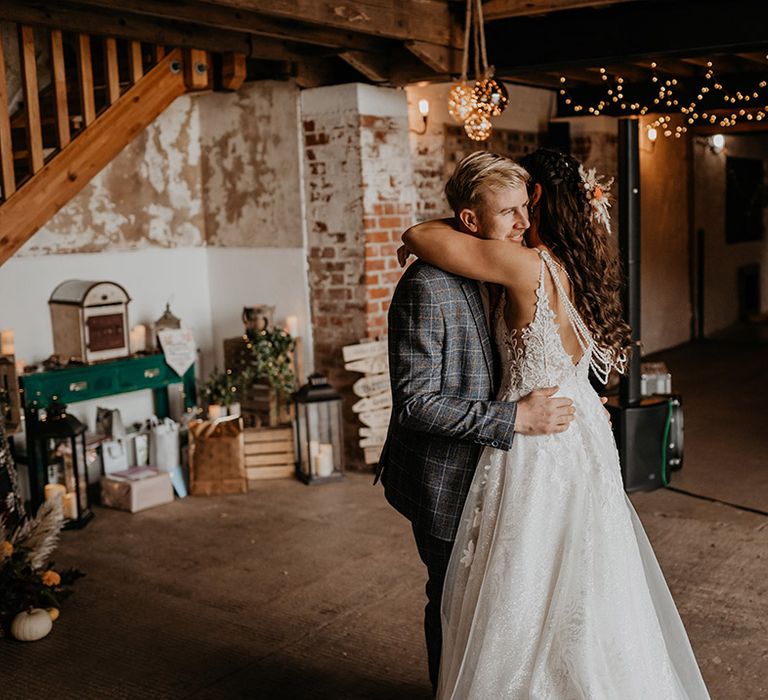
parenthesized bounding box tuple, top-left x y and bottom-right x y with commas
(375, 149, 710, 698)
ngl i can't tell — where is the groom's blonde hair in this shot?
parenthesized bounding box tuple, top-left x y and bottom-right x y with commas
(445, 151, 529, 216)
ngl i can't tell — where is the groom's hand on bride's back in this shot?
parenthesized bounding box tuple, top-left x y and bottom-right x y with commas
(515, 387, 575, 435)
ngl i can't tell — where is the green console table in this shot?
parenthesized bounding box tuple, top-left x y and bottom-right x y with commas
(20, 354, 196, 508)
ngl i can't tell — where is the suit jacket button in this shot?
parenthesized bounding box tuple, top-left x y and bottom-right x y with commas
(491, 440, 499, 448)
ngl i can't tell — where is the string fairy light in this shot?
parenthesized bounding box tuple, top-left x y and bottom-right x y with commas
(558, 58, 768, 138)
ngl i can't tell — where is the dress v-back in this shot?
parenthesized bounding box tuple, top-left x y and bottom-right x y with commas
(437, 249, 710, 699)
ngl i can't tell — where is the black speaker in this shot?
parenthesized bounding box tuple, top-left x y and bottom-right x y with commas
(606, 395, 684, 492)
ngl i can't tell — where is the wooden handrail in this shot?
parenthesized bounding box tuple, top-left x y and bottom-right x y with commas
(0, 48, 187, 265)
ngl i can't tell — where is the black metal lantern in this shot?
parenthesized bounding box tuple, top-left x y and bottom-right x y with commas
(293, 373, 344, 484)
(33, 398, 93, 529)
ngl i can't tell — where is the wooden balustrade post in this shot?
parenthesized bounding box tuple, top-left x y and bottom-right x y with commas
(105, 37, 120, 105)
(77, 34, 96, 126)
(0, 32, 16, 199)
(130, 41, 144, 83)
(50, 29, 71, 150)
(19, 25, 43, 173)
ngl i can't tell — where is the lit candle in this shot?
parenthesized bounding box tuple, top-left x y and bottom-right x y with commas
(0, 329, 15, 356)
(284, 316, 299, 338)
(314, 443, 334, 477)
(44, 483, 66, 503)
(129, 324, 146, 354)
(207, 404, 224, 420)
(63, 493, 78, 520)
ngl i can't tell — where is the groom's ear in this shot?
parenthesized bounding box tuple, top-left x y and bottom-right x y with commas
(531, 183, 543, 206)
(458, 207, 481, 234)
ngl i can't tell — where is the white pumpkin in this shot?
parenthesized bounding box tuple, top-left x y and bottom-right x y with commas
(11, 608, 53, 642)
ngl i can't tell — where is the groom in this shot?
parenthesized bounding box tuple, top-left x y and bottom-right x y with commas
(375, 151, 576, 692)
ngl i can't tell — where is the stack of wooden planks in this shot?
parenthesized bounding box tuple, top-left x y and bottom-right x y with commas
(342, 340, 390, 465)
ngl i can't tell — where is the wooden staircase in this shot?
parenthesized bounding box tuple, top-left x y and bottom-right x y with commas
(0, 25, 232, 266)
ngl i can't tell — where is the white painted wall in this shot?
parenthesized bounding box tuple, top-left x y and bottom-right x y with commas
(0, 247, 213, 428)
(205, 247, 313, 377)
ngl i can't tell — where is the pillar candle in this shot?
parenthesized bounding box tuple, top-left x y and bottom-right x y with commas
(207, 404, 224, 421)
(63, 493, 78, 520)
(44, 483, 66, 503)
(130, 324, 147, 354)
(314, 443, 334, 477)
(0, 329, 15, 356)
(284, 316, 299, 338)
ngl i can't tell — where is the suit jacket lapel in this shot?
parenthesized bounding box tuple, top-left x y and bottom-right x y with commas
(460, 279, 495, 388)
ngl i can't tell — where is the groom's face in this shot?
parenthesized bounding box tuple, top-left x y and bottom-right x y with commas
(474, 184, 530, 244)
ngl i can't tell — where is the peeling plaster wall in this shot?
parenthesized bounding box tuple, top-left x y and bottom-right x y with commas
(1, 80, 314, 425)
(19, 96, 204, 255)
(198, 81, 303, 247)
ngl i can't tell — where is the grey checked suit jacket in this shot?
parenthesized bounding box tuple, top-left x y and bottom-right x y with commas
(376, 261, 517, 542)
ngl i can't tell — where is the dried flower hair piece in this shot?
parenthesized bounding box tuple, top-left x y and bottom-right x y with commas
(578, 164, 614, 235)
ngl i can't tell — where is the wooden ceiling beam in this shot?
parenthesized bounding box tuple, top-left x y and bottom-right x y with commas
(483, 0, 642, 21)
(736, 52, 768, 67)
(405, 41, 462, 75)
(632, 58, 701, 78)
(195, 0, 454, 47)
(57, 0, 387, 53)
(339, 51, 389, 83)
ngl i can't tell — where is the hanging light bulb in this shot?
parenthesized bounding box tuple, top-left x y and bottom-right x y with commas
(448, 81, 474, 123)
(464, 110, 493, 141)
(471, 76, 509, 117)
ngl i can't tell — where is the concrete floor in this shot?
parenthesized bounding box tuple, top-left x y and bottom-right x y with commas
(4, 338, 767, 699)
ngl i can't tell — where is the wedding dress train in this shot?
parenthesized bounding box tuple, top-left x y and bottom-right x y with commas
(437, 249, 709, 699)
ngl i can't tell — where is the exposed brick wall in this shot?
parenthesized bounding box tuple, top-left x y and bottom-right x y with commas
(364, 202, 412, 337)
(360, 113, 415, 339)
(301, 89, 415, 469)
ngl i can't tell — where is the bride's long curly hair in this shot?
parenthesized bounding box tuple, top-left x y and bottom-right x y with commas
(519, 148, 632, 362)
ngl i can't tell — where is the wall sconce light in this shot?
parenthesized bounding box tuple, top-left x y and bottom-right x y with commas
(708, 133, 725, 154)
(410, 99, 430, 135)
(647, 127, 658, 143)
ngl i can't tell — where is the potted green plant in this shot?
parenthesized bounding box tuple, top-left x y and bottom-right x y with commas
(242, 328, 296, 426)
(199, 368, 251, 419)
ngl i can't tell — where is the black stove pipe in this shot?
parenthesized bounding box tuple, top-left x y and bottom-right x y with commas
(618, 118, 642, 407)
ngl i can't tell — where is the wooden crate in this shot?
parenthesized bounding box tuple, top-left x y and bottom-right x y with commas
(244, 425, 296, 483)
(223, 336, 299, 428)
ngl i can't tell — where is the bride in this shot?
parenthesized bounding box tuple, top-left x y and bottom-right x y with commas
(401, 149, 710, 699)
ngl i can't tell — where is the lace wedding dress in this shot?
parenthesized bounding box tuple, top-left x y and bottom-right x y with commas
(437, 249, 710, 699)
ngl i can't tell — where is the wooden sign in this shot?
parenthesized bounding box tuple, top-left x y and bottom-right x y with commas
(358, 407, 391, 428)
(363, 445, 384, 465)
(352, 372, 390, 398)
(352, 390, 392, 414)
(342, 339, 388, 363)
(359, 426, 388, 440)
(345, 354, 388, 374)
